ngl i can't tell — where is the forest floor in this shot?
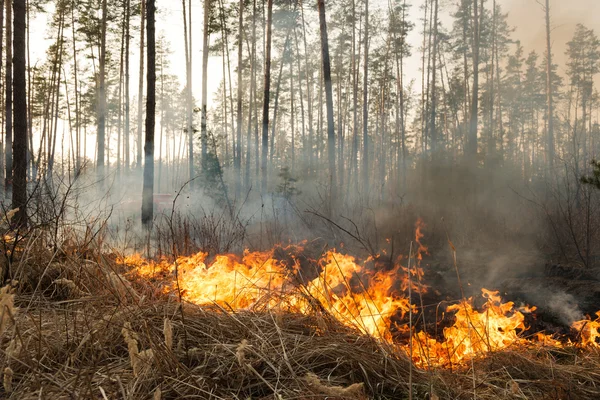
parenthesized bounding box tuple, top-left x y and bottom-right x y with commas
(0, 232, 599, 400)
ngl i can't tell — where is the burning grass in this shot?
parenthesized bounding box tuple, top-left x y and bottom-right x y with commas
(0, 219, 600, 399)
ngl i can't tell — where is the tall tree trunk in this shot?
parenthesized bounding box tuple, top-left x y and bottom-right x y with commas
(466, 0, 480, 161)
(317, 0, 335, 200)
(201, 0, 210, 166)
(234, 0, 243, 198)
(117, 10, 125, 175)
(545, 0, 554, 171)
(137, 0, 145, 170)
(142, 0, 156, 227)
(430, 0, 439, 153)
(300, 1, 313, 175)
(270, 31, 290, 165)
(0, 0, 5, 187)
(244, 0, 256, 190)
(362, 0, 369, 193)
(182, 0, 193, 180)
(5, 0, 11, 198)
(71, 1, 81, 175)
(97, 0, 107, 176)
(293, 27, 306, 173)
(350, 0, 357, 187)
(487, 0, 496, 167)
(49, 15, 64, 177)
(124, 0, 130, 172)
(12, 0, 27, 226)
(261, 0, 272, 193)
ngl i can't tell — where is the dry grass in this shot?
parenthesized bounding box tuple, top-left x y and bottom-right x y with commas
(0, 230, 599, 399)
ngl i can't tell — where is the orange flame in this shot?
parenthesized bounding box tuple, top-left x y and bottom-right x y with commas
(120, 219, 600, 368)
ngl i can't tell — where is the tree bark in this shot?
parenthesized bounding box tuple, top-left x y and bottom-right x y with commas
(12, 0, 27, 226)
(234, 0, 243, 198)
(97, 0, 107, 175)
(430, 0, 439, 152)
(466, 0, 480, 161)
(201, 0, 210, 166)
(5, 0, 11, 198)
(182, 0, 193, 181)
(137, 0, 145, 170)
(362, 0, 369, 192)
(142, 0, 156, 227)
(124, 0, 130, 172)
(545, 0, 554, 171)
(244, 0, 256, 190)
(317, 0, 336, 200)
(261, 0, 273, 193)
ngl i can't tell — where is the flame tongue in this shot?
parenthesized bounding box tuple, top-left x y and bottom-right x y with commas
(121, 222, 600, 368)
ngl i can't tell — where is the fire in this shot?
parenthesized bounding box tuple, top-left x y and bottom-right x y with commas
(409, 289, 535, 367)
(572, 311, 600, 348)
(120, 219, 600, 369)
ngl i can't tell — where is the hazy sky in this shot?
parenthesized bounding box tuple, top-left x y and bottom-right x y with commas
(29, 0, 600, 109)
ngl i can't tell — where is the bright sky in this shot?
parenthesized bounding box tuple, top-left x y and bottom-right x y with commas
(26, 0, 600, 136)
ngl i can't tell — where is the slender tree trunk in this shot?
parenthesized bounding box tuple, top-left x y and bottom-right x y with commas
(293, 27, 306, 172)
(261, 0, 273, 193)
(351, 0, 357, 187)
(545, 0, 554, 171)
(182, 0, 193, 180)
(97, 0, 107, 176)
(117, 11, 125, 175)
(5, 0, 11, 198)
(487, 0, 496, 167)
(362, 0, 369, 193)
(71, 1, 81, 175)
(270, 31, 290, 165)
(137, 0, 145, 170)
(49, 15, 64, 177)
(430, 0, 439, 153)
(201, 0, 210, 165)
(290, 56, 295, 172)
(124, 0, 130, 172)
(234, 0, 243, 198)
(0, 0, 5, 187)
(244, 0, 256, 189)
(466, 0, 480, 161)
(12, 0, 27, 226)
(317, 0, 336, 200)
(142, 0, 156, 227)
(300, 1, 313, 175)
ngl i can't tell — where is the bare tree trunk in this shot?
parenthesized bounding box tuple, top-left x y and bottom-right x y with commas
(12, 0, 27, 226)
(290, 56, 295, 172)
(244, 0, 256, 190)
(5, 0, 11, 198)
(430, 0, 439, 152)
(466, 0, 480, 161)
(317, 0, 336, 200)
(182, 0, 193, 181)
(137, 0, 145, 170)
(201, 0, 210, 166)
(71, 1, 81, 175)
(49, 14, 64, 177)
(299, 1, 313, 175)
(270, 31, 290, 166)
(124, 0, 130, 172)
(362, 0, 369, 193)
(261, 0, 273, 193)
(117, 10, 125, 175)
(234, 0, 243, 198)
(97, 0, 107, 176)
(142, 0, 156, 227)
(545, 0, 554, 171)
(293, 27, 306, 172)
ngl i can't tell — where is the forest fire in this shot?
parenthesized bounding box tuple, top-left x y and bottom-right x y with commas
(120, 222, 600, 369)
